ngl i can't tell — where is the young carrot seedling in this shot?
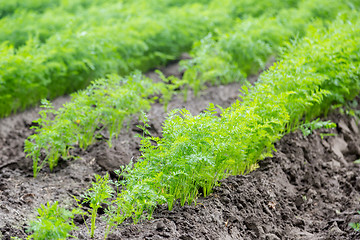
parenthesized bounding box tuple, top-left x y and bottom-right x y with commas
(75, 173, 114, 238)
(26, 201, 79, 240)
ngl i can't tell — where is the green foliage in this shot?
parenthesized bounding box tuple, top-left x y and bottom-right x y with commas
(299, 119, 336, 137)
(0, 0, 126, 19)
(26, 202, 79, 240)
(24, 70, 190, 177)
(350, 222, 360, 231)
(349, 211, 360, 231)
(210, 0, 298, 19)
(0, 0, 315, 117)
(155, 70, 187, 112)
(75, 173, 114, 238)
(24, 72, 165, 177)
(0, 0, 298, 50)
(0, 0, 213, 49)
(180, 0, 357, 95)
(0, 0, 60, 18)
(21, 0, 327, 176)
(9, 0, 360, 238)
(0, 0, 229, 117)
(22, 6, 360, 238)
(299, 0, 353, 20)
(106, 13, 360, 225)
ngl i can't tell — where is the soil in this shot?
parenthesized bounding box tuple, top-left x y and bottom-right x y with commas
(1, 59, 360, 240)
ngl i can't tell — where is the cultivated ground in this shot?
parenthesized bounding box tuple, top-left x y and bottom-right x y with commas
(0, 61, 359, 239)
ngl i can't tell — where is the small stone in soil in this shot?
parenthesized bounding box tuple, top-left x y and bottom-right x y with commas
(156, 221, 166, 231)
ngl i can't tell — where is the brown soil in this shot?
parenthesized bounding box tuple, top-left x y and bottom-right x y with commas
(1, 61, 360, 240)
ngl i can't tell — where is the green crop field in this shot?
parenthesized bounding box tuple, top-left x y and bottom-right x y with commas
(1, 0, 360, 239)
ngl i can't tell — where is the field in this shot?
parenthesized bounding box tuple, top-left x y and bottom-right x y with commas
(1, 0, 360, 239)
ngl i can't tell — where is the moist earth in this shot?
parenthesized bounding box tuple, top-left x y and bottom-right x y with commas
(0, 61, 360, 239)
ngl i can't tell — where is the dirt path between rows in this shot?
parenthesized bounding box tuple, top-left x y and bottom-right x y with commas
(1, 60, 360, 240)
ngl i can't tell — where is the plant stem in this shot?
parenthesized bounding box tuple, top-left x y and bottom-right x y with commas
(91, 208, 97, 238)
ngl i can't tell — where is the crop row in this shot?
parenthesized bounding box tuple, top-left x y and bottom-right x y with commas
(180, 0, 359, 95)
(0, 0, 211, 48)
(24, 0, 356, 177)
(0, 0, 299, 118)
(0, 1, 128, 48)
(1, 0, 299, 48)
(25, 72, 181, 177)
(25, 13, 360, 239)
(0, 0, 119, 18)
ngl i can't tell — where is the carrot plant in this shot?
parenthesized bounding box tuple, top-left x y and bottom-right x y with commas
(26, 202, 79, 240)
(75, 173, 114, 238)
(299, 119, 336, 137)
(154, 70, 187, 112)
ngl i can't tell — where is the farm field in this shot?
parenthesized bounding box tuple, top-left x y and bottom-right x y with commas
(1, 66, 360, 239)
(1, 0, 360, 239)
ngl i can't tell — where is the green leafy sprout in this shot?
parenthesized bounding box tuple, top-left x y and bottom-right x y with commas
(349, 211, 360, 232)
(75, 173, 114, 239)
(26, 202, 79, 240)
(299, 118, 336, 137)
